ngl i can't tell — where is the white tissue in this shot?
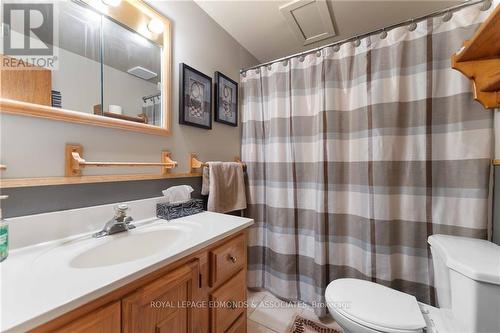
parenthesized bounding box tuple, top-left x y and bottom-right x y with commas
(162, 185, 194, 204)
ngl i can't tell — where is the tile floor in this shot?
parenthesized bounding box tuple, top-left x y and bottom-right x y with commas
(246, 289, 343, 333)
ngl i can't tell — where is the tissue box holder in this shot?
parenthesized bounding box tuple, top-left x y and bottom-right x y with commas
(156, 199, 204, 220)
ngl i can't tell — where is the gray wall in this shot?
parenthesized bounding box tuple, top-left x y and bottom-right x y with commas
(0, 0, 258, 179)
(494, 168, 500, 245)
(1, 177, 203, 218)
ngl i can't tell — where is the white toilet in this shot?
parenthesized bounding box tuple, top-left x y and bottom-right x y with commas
(325, 235, 500, 333)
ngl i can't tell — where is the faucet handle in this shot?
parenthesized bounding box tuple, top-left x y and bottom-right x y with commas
(114, 204, 129, 218)
(116, 204, 129, 212)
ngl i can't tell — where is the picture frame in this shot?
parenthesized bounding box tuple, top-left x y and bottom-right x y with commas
(179, 63, 212, 129)
(214, 71, 238, 127)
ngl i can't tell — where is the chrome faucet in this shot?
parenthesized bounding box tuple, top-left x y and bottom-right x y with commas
(93, 204, 135, 238)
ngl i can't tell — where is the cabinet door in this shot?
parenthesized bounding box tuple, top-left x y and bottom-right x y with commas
(210, 270, 246, 333)
(225, 314, 246, 333)
(122, 260, 200, 333)
(52, 301, 120, 333)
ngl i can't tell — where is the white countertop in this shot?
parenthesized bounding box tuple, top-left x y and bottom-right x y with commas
(0, 211, 253, 333)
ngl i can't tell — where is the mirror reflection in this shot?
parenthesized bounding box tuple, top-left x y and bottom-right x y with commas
(100, 14, 162, 126)
(53, 1, 102, 115)
(1, 0, 164, 128)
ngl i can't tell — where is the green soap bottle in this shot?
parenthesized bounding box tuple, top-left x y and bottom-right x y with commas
(0, 205, 8, 262)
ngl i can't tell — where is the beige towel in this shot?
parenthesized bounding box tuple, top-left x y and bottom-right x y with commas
(201, 162, 247, 213)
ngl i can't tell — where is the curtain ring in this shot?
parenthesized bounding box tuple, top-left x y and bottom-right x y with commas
(255, 68, 260, 74)
(282, 60, 288, 67)
(241, 71, 246, 78)
(298, 55, 305, 62)
(480, 0, 492, 11)
(316, 50, 322, 57)
(333, 44, 340, 52)
(408, 21, 417, 31)
(267, 64, 272, 70)
(442, 11, 452, 22)
(354, 38, 361, 47)
(380, 30, 388, 39)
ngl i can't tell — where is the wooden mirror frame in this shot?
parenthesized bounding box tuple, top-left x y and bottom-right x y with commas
(0, 0, 172, 136)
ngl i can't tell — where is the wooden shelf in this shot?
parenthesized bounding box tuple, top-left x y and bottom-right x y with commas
(102, 112, 146, 123)
(483, 71, 500, 92)
(0, 173, 202, 189)
(0, 98, 170, 136)
(93, 104, 147, 124)
(451, 3, 500, 109)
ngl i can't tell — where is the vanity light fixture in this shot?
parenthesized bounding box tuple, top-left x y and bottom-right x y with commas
(147, 18, 164, 34)
(102, 0, 121, 7)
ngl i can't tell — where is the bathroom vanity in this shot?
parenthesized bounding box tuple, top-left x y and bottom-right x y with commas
(1, 198, 253, 333)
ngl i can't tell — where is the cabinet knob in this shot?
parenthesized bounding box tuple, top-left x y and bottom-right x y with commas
(228, 255, 237, 263)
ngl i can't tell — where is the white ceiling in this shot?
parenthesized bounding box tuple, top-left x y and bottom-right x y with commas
(195, 0, 462, 63)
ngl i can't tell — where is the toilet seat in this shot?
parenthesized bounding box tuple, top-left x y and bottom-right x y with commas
(325, 279, 426, 333)
(329, 307, 423, 333)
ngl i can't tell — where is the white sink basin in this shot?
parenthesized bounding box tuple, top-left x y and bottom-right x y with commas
(70, 229, 185, 268)
(33, 223, 195, 270)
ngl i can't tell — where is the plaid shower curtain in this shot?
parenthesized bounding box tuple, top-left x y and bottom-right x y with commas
(241, 2, 495, 315)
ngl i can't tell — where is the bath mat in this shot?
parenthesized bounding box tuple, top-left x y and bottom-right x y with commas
(288, 315, 342, 333)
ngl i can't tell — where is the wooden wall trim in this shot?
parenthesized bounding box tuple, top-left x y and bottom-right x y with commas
(0, 172, 202, 189)
(0, 99, 171, 136)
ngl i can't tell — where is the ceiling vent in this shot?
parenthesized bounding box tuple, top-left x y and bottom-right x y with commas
(280, 0, 336, 45)
(127, 66, 157, 80)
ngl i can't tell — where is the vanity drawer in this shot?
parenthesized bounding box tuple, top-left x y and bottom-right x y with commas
(210, 270, 246, 333)
(210, 233, 245, 287)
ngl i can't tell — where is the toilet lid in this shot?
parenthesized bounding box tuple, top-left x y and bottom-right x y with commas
(325, 278, 426, 332)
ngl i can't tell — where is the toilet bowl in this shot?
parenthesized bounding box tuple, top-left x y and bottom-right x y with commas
(325, 235, 500, 333)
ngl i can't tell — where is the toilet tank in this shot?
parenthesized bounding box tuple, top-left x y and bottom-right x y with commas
(429, 242, 451, 308)
(428, 235, 500, 333)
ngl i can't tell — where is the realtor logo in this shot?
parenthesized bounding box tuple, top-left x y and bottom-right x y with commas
(2, 2, 58, 69)
(3, 3, 53, 56)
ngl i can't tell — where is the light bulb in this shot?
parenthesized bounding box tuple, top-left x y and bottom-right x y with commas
(147, 19, 164, 34)
(102, 0, 121, 7)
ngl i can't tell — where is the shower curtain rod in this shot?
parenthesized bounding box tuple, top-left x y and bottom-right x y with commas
(240, 0, 490, 73)
(142, 93, 161, 101)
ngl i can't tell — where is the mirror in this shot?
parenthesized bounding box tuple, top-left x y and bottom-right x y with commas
(0, 0, 170, 135)
(100, 13, 163, 126)
(53, 1, 103, 117)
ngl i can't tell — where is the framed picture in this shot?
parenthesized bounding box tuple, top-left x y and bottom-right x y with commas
(214, 71, 238, 127)
(179, 63, 212, 129)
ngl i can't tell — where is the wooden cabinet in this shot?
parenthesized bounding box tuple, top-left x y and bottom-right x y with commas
(225, 314, 246, 333)
(210, 270, 246, 333)
(31, 231, 248, 333)
(210, 233, 246, 288)
(122, 260, 200, 333)
(52, 301, 120, 333)
(0, 55, 52, 106)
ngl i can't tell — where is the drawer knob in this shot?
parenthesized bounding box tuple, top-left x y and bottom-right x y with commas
(228, 255, 237, 263)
